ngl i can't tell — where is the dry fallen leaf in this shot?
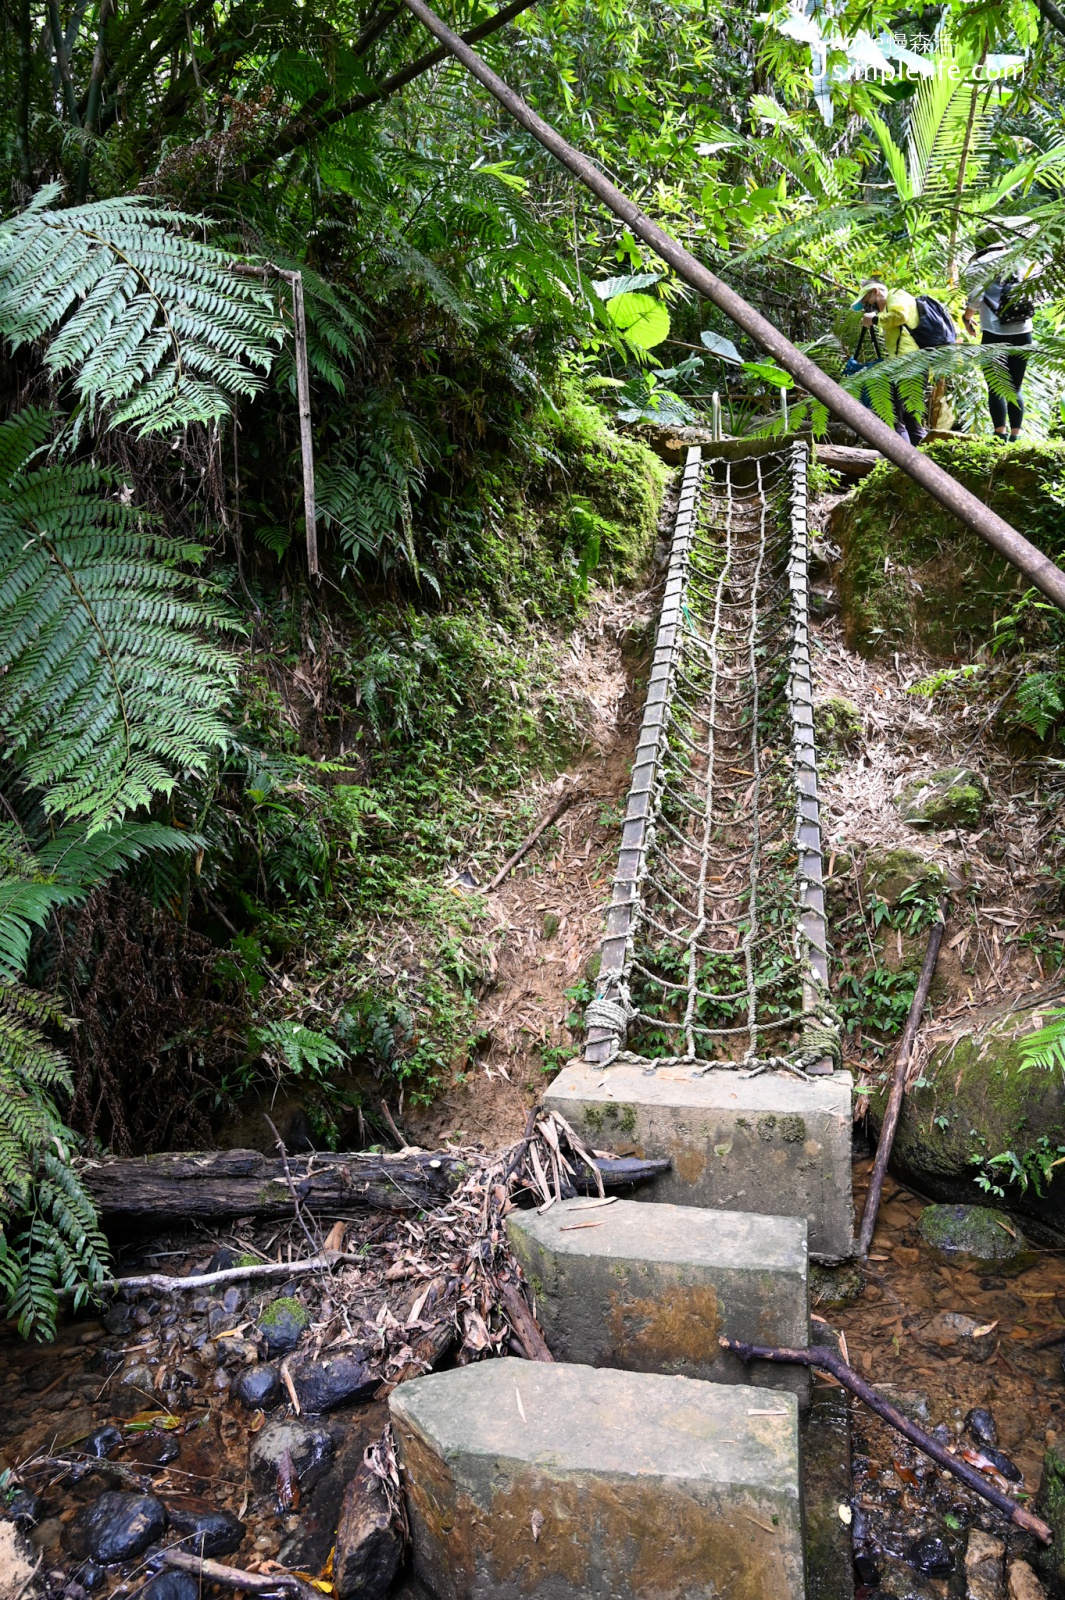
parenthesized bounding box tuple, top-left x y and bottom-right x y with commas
(515, 1384, 527, 1422)
(531, 1509, 544, 1543)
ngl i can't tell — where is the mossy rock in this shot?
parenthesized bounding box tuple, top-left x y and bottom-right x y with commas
(917, 1203, 1027, 1265)
(813, 696, 862, 755)
(809, 1261, 864, 1308)
(835, 440, 1065, 658)
(894, 766, 987, 830)
(869, 999, 1065, 1241)
(862, 846, 947, 907)
(257, 1295, 309, 1356)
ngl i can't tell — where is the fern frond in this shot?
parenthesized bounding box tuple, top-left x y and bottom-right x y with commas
(0, 193, 283, 434)
(0, 410, 240, 830)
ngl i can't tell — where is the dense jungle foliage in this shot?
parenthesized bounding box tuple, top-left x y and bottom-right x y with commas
(3, 0, 1065, 1334)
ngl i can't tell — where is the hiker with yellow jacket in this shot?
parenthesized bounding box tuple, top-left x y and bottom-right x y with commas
(854, 279, 926, 444)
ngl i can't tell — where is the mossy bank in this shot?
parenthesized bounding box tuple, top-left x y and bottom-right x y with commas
(835, 441, 1065, 658)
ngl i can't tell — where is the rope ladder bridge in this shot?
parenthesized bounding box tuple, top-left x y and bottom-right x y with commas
(545, 437, 854, 1266)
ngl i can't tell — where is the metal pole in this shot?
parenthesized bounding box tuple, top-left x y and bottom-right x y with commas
(711, 390, 722, 441)
(399, 0, 1065, 615)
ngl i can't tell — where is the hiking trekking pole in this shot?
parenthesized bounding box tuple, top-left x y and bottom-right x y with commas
(399, 0, 1065, 614)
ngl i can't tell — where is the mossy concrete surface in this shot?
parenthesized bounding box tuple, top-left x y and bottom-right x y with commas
(390, 1357, 805, 1600)
(869, 1000, 1065, 1241)
(802, 1325, 855, 1600)
(893, 767, 986, 830)
(545, 1064, 854, 1261)
(506, 1197, 809, 1402)
(834, 440, 1065, 658)
(1036, 1443, 1065, 1592)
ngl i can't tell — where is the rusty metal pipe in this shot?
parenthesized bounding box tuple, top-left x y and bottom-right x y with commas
(399, 0, 1065, 613)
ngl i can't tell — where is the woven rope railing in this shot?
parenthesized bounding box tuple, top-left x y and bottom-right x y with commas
(583, 441, 839, 1077)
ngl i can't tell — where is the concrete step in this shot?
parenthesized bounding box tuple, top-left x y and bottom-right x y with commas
(390, 1356, 804, 1600)
(546, 1061, 854, 1261)
(507, 1197, 809, 1403)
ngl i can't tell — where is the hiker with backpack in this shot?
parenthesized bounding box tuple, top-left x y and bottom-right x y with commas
(963, 242, 1037, 442)
(852, 279, 957, 445)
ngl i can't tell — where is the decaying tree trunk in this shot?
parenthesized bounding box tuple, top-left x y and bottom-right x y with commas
(79, 1147, 670, 1224)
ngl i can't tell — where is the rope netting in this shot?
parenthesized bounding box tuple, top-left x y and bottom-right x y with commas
(583, 443, 839, 1077)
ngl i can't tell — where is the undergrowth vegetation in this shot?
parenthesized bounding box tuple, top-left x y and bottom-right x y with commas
(4, 0, 1065, 1334)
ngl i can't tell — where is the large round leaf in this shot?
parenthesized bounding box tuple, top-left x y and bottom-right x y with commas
(604, 291, 670, 351)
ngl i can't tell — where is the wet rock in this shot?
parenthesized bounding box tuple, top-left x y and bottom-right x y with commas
(876, 1553, 942, 1598)
(809, 1261, 864, 1307)
(80, 1562, 106, 1592)
(854, 1550, 881, 1585)
(334, 1462, 401, 1600)
(966, 1407, 998, 1447)
(892, 1391, 932, 1425)
(921, 1310, 997, 1361)
(294, 1356, 377, 1414)
(233, 1365, 281, 1411)
(136, 1433, 180, 1467)
(139, 1574, 200, 1600)
(101, 1304, 131, 1336)
(965, 1528, 1005, 1600)
(909, 1533, 952, 1576)
(221, 1286, 245, 1314)
(894, 766, 986, 830)
(862, 846, 947, 908)
(870, 997, 1065, 1242)
(69, 1492, 166, 1563)
(5, 1489, 42, 1529)
(980, 1446, 1022, 1483)
(919, 1205, 1026, 1266)
(249, 1420, 334, 1489)
(207, 1247, 236, 1274)
(84, 1426, 124, 1459)
(121, 1362, 156, 1393)
(165, 1501, 245, 1558)
(257, 1296, 308, 1357)
(1008, 1559, 1046, 1599)
(207, 1307, 235, 1336)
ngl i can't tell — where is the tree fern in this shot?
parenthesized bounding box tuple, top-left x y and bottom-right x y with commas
(0, 187, 282, 434)
(0, 408, 239, 831)
(0, 984, 108, 1340)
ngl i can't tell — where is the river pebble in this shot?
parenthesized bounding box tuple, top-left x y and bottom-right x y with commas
(70, 1491, 166, 1563)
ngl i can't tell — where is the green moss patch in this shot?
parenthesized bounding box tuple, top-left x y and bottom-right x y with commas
(894, 767, 986, 830)
(835, 441, 1065, 658)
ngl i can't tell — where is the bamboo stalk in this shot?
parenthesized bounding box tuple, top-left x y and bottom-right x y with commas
(857, 904, 946, 1258)
(721, 1337, 1052, 1543)
(398, 0, 1065, 616)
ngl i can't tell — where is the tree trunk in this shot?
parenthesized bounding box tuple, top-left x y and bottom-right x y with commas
(16, 0, 32, 184)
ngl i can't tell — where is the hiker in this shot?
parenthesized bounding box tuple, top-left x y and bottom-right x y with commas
(852, 279, 955, 445)
(963, 242, 1036, 442)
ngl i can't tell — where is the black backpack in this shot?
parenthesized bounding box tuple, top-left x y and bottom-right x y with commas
(991, 274, 1035, 324)
(912, 295, 957, 350)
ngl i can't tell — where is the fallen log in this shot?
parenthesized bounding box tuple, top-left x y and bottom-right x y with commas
(721, 1336, 1052, 1544)
(79, 1147, 671, 1225)
(814, 443, 881, 479)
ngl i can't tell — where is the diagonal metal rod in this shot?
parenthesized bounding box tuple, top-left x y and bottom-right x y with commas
(399, 0, 1065, 615)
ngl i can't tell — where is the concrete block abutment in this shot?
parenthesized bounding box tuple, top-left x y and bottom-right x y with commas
(507, 1197, 810, 1403)
(545, 1061, 855, 1261)
(390, 1357, 805, 1600)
